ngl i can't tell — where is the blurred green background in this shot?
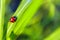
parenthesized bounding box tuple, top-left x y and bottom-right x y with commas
(0, 0, 60, 40)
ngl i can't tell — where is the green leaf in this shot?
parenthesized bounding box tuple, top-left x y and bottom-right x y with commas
(6, 0, 32, 39)
(0, 0, 5, 40)
(13, 0, 43, 35)
(44, 27, 60, 40)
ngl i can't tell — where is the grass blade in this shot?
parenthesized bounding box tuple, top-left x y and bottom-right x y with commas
(0, 0, 5, 40)
(6, 0, 32, 39)
(13, 0, 43, 35)
(44, 27, 60, 40)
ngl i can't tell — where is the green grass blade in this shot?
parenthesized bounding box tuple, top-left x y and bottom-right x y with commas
(13, 0, 43, 35)
(44, 27, 60, 40)
(0, 0, 5, 40)
(6, 0, 32, 39)
(49, 4, 55, 19)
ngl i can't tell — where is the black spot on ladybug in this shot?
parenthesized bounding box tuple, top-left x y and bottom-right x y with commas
(10, 16, 17, 23)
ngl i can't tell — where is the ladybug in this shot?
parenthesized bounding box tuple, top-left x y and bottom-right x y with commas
(10, 16, 17, 23)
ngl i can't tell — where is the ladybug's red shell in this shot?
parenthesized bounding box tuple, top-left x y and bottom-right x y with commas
(10, 16, 17, 23)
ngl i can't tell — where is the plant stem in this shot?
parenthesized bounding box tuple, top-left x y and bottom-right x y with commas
(0, 0, 5, 40)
